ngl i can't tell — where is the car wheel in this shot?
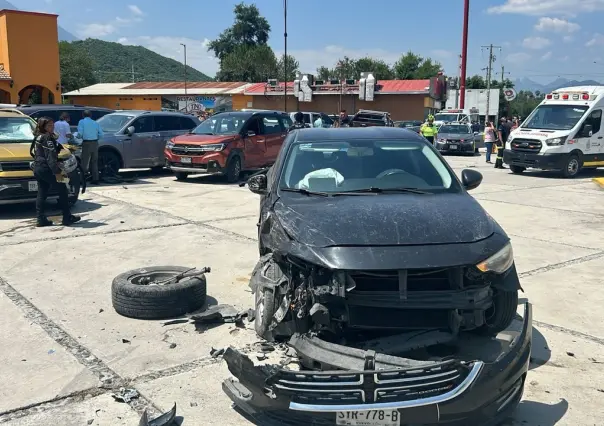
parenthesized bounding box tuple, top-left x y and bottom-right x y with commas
(98, 150, 121, 177)
(475, 288, 518, 336)
(226, 156, 242, 183)
(111, 266, 207, 320)
(151, 166, 164, 173)
(254, 286, 277, 340)
(510, 165, 526, 174)
(175, 172, 189, 181)
(562, 155, 581, 178)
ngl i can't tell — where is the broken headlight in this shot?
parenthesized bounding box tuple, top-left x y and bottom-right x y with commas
(476, 242, 514, 274)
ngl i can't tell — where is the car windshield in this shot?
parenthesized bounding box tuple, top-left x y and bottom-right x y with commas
(439, 125, 471, 134)
(98, 114, 134, 133)
(0, 117, 35, 142)
(192, 114, 249, 135)
(434, 114, 459, 122)
(279, 139, 459, 194)
(522, 105, 589, 131)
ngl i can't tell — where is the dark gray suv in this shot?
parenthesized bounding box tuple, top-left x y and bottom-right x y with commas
(93, 111, 200, 175)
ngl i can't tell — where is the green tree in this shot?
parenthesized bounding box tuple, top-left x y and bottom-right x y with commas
(316, 66, 331, 80)
(59, 41, 97, 92)
(315, 56, 395, 81)
(393, 51, 442, 79)
(207, 3, 271, 62)
(276, 54, 299, 82)
(509, 90, 540, 118)
(466, 75, 487, 89)
(217, 44, 277, 83)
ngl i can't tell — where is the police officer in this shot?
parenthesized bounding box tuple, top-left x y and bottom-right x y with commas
(289, 111, 310, 131)
(420, 115, 438, 144)
(33, 117, 81, 227)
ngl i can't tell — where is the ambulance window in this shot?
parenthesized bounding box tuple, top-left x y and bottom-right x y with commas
(585, 110, 602, 134)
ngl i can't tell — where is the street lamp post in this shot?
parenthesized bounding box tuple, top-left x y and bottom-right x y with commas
(283, 0, 288, 112)
(180, 43, 188, 112)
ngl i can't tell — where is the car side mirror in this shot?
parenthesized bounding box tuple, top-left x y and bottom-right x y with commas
(461, 169, 483, 191)
(581, 123, 593, 138)
(246, 130, 256, 137)
(247, 174, 267, 195)
(126, 126, 135, 136)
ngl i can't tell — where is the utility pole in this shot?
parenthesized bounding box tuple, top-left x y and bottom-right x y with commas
(283, 0, 288, 112)
(131, 63, 135, 83)
(481, 44, 501, 122)
(500, 65, 510, 87)
(459, 0, 470, 109)
(180, 43, 188, 112)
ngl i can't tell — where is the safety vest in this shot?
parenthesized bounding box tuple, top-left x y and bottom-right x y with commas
(421, 123, 438, 137)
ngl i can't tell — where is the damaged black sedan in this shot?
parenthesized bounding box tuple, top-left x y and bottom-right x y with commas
(225, 127, 530, 425)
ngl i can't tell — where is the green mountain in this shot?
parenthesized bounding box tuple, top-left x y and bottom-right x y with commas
(68, 38, 213, 84)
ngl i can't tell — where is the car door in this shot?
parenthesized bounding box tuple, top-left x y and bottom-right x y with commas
(262, 115, 287, 162)
(126, 115, 158, 167)
(242, 116, 267, 169)
(152, 115, 183, 166)
(578, 109, 604, 165)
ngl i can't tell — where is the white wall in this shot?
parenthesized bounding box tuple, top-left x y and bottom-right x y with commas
(446, 89, 500, 116)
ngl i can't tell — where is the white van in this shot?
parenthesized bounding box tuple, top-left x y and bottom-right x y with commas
(433, 108, 479, 126)
(503, 86, 604, 178)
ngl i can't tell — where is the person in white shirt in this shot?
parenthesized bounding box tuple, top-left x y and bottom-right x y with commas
(54, 112, 72, 145)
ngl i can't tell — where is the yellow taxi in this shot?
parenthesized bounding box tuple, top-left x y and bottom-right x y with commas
(0, 109, 79, 205)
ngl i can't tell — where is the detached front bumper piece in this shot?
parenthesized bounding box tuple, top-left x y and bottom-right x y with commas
(223, 303, 532, 426)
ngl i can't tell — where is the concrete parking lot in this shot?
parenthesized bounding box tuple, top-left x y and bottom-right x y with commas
(1, 154, 603, 426)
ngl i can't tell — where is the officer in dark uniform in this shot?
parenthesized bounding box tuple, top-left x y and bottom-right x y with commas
(289, 111, 310, 132)
(33, 117, 81, 227)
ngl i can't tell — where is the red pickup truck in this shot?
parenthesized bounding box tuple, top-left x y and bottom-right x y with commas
(165, 111, 293, 182)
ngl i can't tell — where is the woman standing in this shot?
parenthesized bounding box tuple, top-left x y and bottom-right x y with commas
(33, 117, 81, 227)
(483, 121, 496, 164)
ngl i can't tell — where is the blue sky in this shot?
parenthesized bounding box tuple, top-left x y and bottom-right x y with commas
(11, 0, 604, 83)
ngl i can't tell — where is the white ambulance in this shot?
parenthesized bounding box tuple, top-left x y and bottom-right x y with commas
(503, 86, 604, 178)
(433, 108, 479, 126)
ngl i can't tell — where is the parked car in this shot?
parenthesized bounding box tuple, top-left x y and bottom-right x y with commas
(16, 105, 114, 133)
(350, 109, 394, 127)
(94, 111, 200, 176)
(395, 120, 422, 133)
(289, 111, 334, 128)
(436, 123, 482, 155)
(165, 110, 293, 182)
(0, 109, 80, 205)
(228, 127, 528, 425)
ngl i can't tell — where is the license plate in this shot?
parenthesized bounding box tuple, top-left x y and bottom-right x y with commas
(180, 157, 192, 164)
(449, 144, 458, 149)
(28, 181, 38, 191)
(336, 410, 401, 425)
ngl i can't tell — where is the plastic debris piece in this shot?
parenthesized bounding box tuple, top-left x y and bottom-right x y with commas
(111, 388, 139, 403)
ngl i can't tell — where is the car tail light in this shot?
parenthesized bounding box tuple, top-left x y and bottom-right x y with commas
(582, 93, 590, 100)
(546, 94, 553, 99)
(562, 94, 569, 100)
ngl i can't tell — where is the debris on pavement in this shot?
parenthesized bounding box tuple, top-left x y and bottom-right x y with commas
(190, 304, 240, 324)
(210, 347, 225, 358)
(162, 319, 189, 326)
(169, 343, 177, 349)
(111, 388, 140, 403)
(99, 308, 104, 313)
(122, 339, 131, 344)
(567, 351, 575, 357)
(138, 403, 177, 426)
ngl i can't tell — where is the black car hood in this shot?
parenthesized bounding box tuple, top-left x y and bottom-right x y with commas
(273, 193, 495, 248)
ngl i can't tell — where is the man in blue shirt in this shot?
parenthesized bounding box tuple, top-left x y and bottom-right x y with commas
(77, 110, 104, 184)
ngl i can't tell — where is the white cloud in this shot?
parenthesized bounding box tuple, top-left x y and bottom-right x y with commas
(78, 23, 116, 37)
(430, 49, 454, 59)
(488, 0, 604, 16)
(559, 55, 570, 61)
(534, 17, 580, 33)
(522, 36, 551, 49)
(118, 36, 218, 77)
(563, 35, 574, 42)
(128, 5, 144, 16)
(586, 33, 604, 47)
(541, 51, 552, 61)
(506, 52, 531, 63)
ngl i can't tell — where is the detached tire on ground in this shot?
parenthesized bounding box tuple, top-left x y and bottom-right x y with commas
(112, 266, 207, 320)
(475, 288, 519, 336)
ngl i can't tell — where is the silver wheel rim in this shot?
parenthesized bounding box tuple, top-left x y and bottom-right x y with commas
(256, 292, 264, 324)
(567, 159, 579, 175)
(234, 159, 241, 176)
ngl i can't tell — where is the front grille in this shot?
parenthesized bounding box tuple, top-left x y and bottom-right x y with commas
(511, 138, 542, 153)
(269, 361, 469, 405)
(171, 144, 207, 155)
(349, 268, 460, 292)
(170, 162, 207, 169)
(0, 161, 32, 172)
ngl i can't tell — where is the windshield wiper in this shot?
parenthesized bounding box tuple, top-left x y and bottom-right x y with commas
(335, 187, 430, 195)
(280, 188, 330, 197)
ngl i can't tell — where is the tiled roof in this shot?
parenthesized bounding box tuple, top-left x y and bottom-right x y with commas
(64, 82, 253, 97)
(244, 79, 431, 95)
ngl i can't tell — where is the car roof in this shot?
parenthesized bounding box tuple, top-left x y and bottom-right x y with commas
(291, 127, 425, 141)
(108, 110, 196, 117)
(0, 110, 33, 118)
(16, 105, 112, 110)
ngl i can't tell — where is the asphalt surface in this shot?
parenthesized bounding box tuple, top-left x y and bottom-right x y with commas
(1, 153, 603, 426)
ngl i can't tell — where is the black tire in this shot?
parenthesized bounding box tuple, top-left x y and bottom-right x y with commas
(99, 150, 121, 177)
(151, 166, 164, 173)
(175, 172, 189, 181)
(254, 286, 277, 340)
(112, 266, 207, 320)
(475, 288, 518, 336)
(226, 156, 242, 183)
(510, 165, 525, 174)
(562, 155, 581, 178)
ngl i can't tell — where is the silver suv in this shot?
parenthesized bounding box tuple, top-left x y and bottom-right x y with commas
(94, 111, 200, 175)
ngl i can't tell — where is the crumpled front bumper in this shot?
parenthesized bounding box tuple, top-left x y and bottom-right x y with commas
(222, 303, 532, 425)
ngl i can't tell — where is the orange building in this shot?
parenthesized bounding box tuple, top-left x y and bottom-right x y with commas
(0, 9, 61, 104)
